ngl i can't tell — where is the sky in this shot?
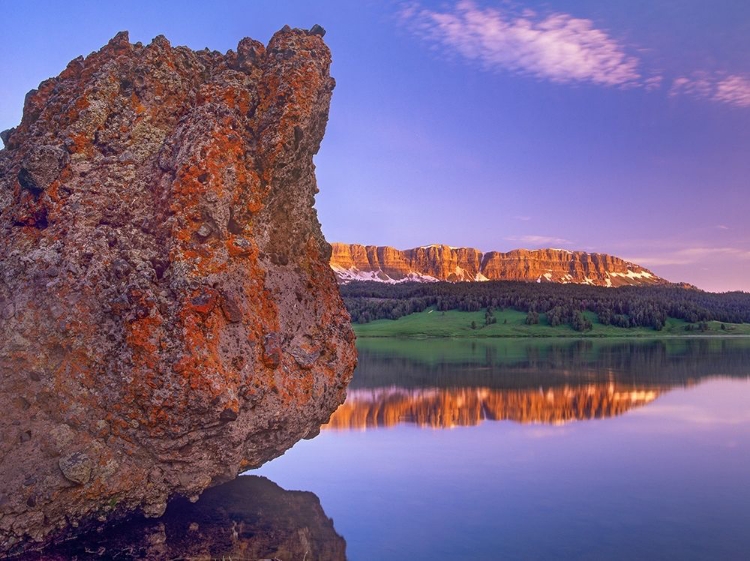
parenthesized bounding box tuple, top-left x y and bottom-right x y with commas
(2, 1, 749, 292)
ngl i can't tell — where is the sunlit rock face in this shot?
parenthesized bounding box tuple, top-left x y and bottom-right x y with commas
(325, 385, 661, 430)
(330, 243, 484, 282)
(25, 476, 347, 561)
(0, 27, 356, 555)
(330, 243, 665, 286)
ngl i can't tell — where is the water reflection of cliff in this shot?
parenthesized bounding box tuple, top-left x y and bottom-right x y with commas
(325, 338, 750, 430)
(326, 384, 660, 429)
(27, 476, 345, 561)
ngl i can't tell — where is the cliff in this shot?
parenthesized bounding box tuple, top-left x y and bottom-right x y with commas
(0, 27, 356, 555)
(330, 243, 666, 287)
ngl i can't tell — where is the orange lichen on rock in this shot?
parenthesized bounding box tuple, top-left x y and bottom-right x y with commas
(0, 26, 355, 556)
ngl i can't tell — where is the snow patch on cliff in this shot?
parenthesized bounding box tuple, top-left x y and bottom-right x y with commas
(332, 266, 439, 284)
(610, 270, 654, 280)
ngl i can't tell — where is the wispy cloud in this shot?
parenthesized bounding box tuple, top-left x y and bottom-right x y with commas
(399, 2, 750, 109)
(400, 0, 641, 87)
(679, 247, 750, 259)
(626, 246, 750, 267)
(669, 73, 713, 99)
(514, 215, 531, 221)
(713, 75, 750, 107)
(505, 235, 572, 247)
(643, 75, 663, 91)
(670, 72, 750, 108)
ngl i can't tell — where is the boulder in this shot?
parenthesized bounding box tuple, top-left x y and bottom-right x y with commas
(0, 27, 355, 555)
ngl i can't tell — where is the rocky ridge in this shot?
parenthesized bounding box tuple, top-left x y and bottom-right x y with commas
(0, 27, 355, 555)
(331, 243, 666, 287)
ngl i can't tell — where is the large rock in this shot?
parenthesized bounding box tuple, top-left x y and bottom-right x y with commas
(0, 27, 356, 555)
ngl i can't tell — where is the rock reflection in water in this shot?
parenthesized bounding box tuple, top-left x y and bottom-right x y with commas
(27, 476, 346, 561)
(325, 384, 661, 429)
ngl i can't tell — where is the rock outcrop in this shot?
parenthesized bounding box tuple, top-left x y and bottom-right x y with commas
(0, 27, 356, 555)
(330, 243, 666, 287)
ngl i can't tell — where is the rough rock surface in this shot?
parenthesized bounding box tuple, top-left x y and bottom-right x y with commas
(330, 243, 667, 287)
(0, 27, 356, 555)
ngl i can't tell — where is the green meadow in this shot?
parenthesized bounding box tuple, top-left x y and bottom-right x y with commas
(352, 307, 750, 339)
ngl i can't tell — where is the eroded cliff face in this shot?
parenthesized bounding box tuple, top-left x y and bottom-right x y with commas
(330, 243, 666, 287)
(0, 27, 356, 555)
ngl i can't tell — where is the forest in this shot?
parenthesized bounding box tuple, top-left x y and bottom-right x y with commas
(340, 281, 750, 332)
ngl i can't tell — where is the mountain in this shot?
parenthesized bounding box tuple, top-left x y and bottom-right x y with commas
(330, 243, 667, 287)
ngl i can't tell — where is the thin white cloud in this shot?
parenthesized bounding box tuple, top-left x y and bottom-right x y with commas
(643, 75, 663, 91)
(514, 215, 531, 221)
(670, 72, 750, 108)
(713, 75, 750, 107)
(400, 2, 750, 109)
(626, 246, 750, 267)
(400, 0, 641, 87)
(625, 256, 693, 267)
(679, 247, 750, 259)
(505, 235, 572, 246)
(669, 73, 713, 99)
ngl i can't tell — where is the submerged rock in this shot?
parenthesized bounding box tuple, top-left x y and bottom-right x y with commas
(0, 27, 355, 555)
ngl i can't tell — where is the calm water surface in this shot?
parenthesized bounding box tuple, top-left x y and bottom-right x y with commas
(39, 338, 750, 559)
(255, 337, 750, 561)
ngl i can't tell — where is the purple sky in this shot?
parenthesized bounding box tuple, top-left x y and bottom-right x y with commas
(2, 1, 749, 291)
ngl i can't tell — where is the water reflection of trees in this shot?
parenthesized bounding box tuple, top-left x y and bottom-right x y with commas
(323, 338, 750, 430)
(351, 338, 750, 390)
(26, 476, 346, 561)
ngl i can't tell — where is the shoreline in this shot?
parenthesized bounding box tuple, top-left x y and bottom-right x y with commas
(354, 332, 750, 340)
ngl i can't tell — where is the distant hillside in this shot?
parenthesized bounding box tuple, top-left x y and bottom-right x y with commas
(330, 243, 667, 287)
(340, 280, 750, 331)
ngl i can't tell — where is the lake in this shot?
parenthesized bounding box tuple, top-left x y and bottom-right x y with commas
(256, 337, 750, 560)
(37, 337, 750, 560)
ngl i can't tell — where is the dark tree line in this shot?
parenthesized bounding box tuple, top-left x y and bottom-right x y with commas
(341, 281, 750, 330)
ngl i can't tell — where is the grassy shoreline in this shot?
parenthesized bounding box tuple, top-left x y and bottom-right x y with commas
(352, 307, 750, 339)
